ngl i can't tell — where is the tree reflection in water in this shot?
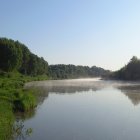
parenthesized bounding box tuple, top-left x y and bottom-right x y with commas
(12, 119, 33, 140)
(25, 79, 140, 106)
(12, 110, 35, 140)
(19, 79, 140, 140)
(118, 85, 140, 106)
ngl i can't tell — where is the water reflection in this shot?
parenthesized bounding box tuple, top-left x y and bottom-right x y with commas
(25, 79, 140, 107)
(25, 79, 107, 94)
(33, 85, 102, 94)
(20, 79, 140, 140)
(12, 110, 35, 140)
(118, 85, 140, 106)
(12, 119, 33, 140)
(15, 110, 36, 121)
(25, 79, 107, 106)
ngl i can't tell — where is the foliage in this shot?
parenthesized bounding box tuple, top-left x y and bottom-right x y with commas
(0, 38, 48, 76)
(0, 37, 110, 79)
(0, 72, 45, 111)
(0, 73, 45, 140)
(111, 56, 140, 80)
(0, 100, 14, 140)
(49, 64, 110, 79)
(13, 90, 36, 112)
(0, 38, 22, 71)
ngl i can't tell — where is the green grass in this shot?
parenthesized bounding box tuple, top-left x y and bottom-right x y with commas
(0, 71, 48, 140)
(0, 100, 14, 140)
(13, 89, 37, 112)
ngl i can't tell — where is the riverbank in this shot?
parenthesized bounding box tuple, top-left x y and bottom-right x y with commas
(0, 72, 48, 140)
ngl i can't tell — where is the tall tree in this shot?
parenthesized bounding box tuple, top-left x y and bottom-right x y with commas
(0, 38, 22, 71)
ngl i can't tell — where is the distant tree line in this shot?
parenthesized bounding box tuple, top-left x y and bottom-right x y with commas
(0, 38, 48, 76)
(0, 37, 110, 79)
(111, 56, 140, 80)
(49, 64, 110, 79)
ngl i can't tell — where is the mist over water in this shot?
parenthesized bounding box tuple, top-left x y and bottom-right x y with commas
(25, 78, 140, 94)
(21, 78, 140, 140)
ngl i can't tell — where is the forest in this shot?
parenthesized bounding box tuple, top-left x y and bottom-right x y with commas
(0, 38, 48, 76)
(1, 37, 140, 81)
(111, 56, 140, 80)
(49, 64, 109, 79)
(0, 38, 109, 79)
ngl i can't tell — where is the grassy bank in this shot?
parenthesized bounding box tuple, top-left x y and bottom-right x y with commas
(0, 72, 48, 140)
(0, 100, 14, 140)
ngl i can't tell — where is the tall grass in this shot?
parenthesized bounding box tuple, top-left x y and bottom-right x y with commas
(0, 100, 14, 140)
(0, 71, 48, 139)
(13, 90, 37, 112)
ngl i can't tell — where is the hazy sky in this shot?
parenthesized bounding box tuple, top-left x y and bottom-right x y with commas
(1, 0, 140, 70)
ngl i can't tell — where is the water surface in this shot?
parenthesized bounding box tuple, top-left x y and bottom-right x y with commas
(16, 79, 140, 140)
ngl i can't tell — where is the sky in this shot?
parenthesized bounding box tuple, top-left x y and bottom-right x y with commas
(1, 0, 140, 71)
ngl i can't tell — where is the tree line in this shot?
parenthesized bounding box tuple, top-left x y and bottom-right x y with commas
(49, 64, 110, 79)
(0, 38, 48, 76)
(0, 37, 110, 78)
(111, 56, 140, 80)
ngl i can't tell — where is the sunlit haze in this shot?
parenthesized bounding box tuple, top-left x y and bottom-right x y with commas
(1, 0, 140, 71)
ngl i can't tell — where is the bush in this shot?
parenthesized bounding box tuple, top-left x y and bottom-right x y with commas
(13, 90, 36, 112)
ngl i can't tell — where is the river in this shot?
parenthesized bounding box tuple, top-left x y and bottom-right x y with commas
(14, 78, 140, 140)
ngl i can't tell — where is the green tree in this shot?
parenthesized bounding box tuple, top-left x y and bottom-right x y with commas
(0, 37, 49, 76)
(0, 38, 22, 71)
(112, 56, 140, 80)
(19, 44, 30, 75)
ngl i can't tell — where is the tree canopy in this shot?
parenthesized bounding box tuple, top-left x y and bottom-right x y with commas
(111, 56, 140, 80)
(49, 64, 110, 79)
(0, 38, 48, 76)
(0, 37, 110, 79)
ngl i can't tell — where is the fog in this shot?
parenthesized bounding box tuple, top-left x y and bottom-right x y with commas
(25, 78, 140, 94)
